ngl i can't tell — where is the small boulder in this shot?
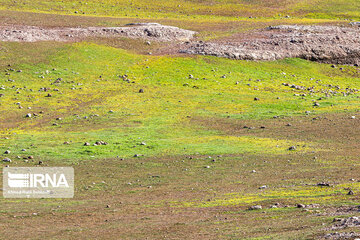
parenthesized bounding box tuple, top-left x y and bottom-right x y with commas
(297, 204, 306, 208)
(348, 190, 355, 195)
(249, 205, 262, 210)
(2, 157, 11, 162)
(317, 182, 331, 187)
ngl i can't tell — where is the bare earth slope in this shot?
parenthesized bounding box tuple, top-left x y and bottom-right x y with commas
(2, 23, 360, 65)
(182, 25, 360, 64)
(0, 23, 196, 42)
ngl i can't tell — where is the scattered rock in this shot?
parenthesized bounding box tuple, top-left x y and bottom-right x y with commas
(324, 232, 360, 239)
(94, 141, 108, 146)
(249, 205, 262, 210)
(317, 182, 331, 187)
(297, 204, 306, 208)
(348, 190, 355, 195)
(329, 216, 360, 230)
(2, 157, 11, 162)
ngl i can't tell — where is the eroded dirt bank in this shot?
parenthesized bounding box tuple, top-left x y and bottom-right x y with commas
(2, 23, 360, 64)
(0, 23, 196, 42)
(182, 25, 360, 65)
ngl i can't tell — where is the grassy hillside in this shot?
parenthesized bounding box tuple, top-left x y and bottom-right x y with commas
(1, 42, 359, 161)
(1, 2, 360, 239)
(0, 0, 359, 20)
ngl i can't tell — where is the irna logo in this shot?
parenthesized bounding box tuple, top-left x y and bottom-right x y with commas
(3, 167, 74, 198)
(7, 172, 69, 188)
